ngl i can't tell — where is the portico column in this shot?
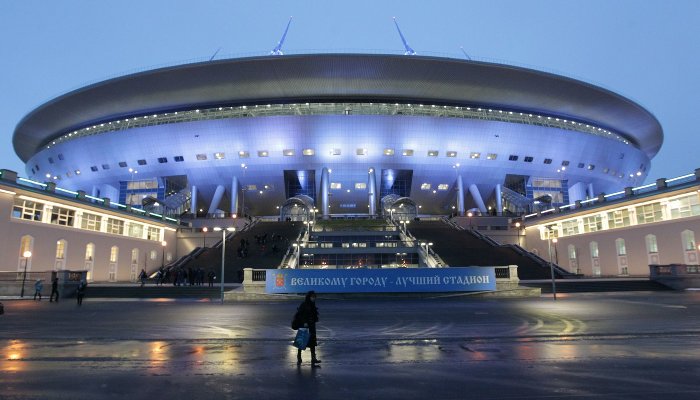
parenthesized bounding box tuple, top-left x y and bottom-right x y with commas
(208, 185, 225, 215)
(469, 184, 487, 213)
(587, 183, 595, 199)
(495, 184, 503, 216)
(191, 185, 198, 219)
(230, 176, 239, 216)
(368, 168, 377, 217)
(320, 167, 330, 219)
(456, 174, 465, 216)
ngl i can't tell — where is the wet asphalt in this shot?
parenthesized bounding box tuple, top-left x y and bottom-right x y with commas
(2, 291, 700, 400)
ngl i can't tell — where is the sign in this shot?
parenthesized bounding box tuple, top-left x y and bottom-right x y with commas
(265, 267, 496, 294)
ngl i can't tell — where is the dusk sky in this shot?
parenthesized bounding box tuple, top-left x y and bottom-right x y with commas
(1, 0, 698, 184)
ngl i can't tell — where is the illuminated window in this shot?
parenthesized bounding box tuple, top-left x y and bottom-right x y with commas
(128, 223, 144, 239)
(384, 149, 395, 156)
(470, 152, 480, 159)
(330, 183, 342, 189)
(402, 149, 414, 156)
(428, 150, 439, 157)
(355, 183, 367, 190)
(110, 246, 119, 263)
(215, 152, 226, 159)
(80, 213, 102, 232)
(196, 154, 207, 161)
(283, 149, 295, 156)
(246, 185, 257, 191)
(356, 148, 367, 155)
(437, 184, 449, 191)
(587, 164, 595, 170)
(420, 183, 431, 190)
(150, 250, 157, 260)
(85, 243, 95, 261)
(608, 209, 631, 228)
(486, 153, 497, 160)
(238, 151, 249, 158)
(446, 151, 457, 157)
(12, 199, 44, 221)
(615, 238, 627, 256)
(147, 227, 160, 241)
(55, 240, 66, 260)
(645, 234, 658, 254)
(107, 218, 124, 235)
(331, 149, 341, 156)
(302, 149, 315, 156)
(257, 150, 268, 157)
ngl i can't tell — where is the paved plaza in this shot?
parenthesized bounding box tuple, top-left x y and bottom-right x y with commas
(2, 291, 700, 399)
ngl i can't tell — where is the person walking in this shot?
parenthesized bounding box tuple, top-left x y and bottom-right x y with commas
(33, 279, 43, 301)
(49, 277, 59, 302)
(296, 291, 321, 366)
(76, 280, 87, 306)
(138, 269, 147, 287)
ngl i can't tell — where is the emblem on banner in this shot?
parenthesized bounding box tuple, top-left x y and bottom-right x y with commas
(275, 272, 285, 288)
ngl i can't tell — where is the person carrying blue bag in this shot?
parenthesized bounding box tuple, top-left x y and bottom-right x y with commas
(292, 291, 321, 366)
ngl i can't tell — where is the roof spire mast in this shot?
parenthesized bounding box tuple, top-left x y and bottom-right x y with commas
(393, 17, 416, 55)
(270, 16, 293, 55)
(460, 46, 471, 60)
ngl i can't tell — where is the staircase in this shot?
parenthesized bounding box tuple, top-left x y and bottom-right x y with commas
(522, 279, 672, 293)
(83, 284, 225, 299)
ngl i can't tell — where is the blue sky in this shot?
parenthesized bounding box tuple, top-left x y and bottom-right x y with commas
(1, 0, 698, 183)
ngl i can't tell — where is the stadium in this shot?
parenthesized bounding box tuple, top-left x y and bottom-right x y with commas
(13, 53, 662, 221)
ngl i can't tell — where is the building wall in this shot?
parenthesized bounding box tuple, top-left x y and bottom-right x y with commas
(524, 215, 700, 277)
(0, 189, 177, 282)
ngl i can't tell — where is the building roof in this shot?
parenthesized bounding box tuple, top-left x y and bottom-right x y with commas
(13, 54, 663, 162)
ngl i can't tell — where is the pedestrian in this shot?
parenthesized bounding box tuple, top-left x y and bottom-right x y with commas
(33, 279, 43, 301)
(207, 270, 215, 287)
(49, 277, 59, 302)
(138, 268, 147, 287)
(295, 290, 321, 366)
(76, 280, 87, 306)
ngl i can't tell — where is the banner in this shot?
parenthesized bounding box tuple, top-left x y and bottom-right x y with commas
(265, 267, 496, 294)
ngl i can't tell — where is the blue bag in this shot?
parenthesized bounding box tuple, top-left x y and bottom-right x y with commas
(293, 328, 309, 350)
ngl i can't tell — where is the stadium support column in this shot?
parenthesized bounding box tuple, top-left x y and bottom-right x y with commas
(495, 184, 503, 216)
(368, 168, 377, 217)
(587, 183, 595, 199)
(321, 167, 330, 220)
(469, 184, 487, 214)
(230, 177, 239, 216)
(208, 185, 225, 215)
(456, 174, 465, 216)
(191, 185, 198, 219)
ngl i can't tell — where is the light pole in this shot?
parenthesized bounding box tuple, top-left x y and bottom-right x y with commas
(20, 250, 32, 298)
(214, 226, 236, 304)
(467, 212, 473, 229)
(161, 241, 167, 269)
(202, 227, 208, 248)
(515, 221, 522, 246)
(548, 236, 558, 300)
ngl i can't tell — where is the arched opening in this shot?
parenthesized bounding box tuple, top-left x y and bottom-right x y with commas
(381, 195, 417, 222)
(280, 195, 315, 222)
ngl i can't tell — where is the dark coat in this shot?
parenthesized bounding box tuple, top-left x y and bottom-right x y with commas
(297, 298, 319, 348)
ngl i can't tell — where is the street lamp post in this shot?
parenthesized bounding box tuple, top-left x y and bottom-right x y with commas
(20, 250, 32, 298)
(467, 212, 473, 229)
(548, 236, 558, 300)
(214, 226, 236, 304)
(202, 227, 208, 248)
(515, 221, 522, 247)
(161, 241, 167, 268)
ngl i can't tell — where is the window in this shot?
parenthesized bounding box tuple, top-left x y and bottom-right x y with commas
(283, 149, 295, 156)
(35, 164, 40, 171)
(101, 164, 110, 170)
(330, 149, 341, 156)
(90, 166, 98, 172)
(668, 193, 700, 219)
(238, 151, 250, 158)
(131, 248, 139, 263)
(12, 199, 44, 221)
(561, 219, 579, 236)
(608, 209, 631, 228)
(330, 183, 342, 189)
(682, 230, 696, 251)
(85, 243, 95, 261)
(582, 215, 603, 233)
(129, 223, 144, 239)
(646, 234, 658, 254)
(215, 152, 226, 159)
(174, 156, 184, 162)
(577, 163, 585, 168)
(420, 183, 431, 190)
(470, 152, 480, 159)
(196, 154, 208, 161)
(157, 157, 168, 163)
(616, 238, 627, 256)
(55, 240, 67, 260)
(257, 151, 268, 157)
(590, 241, 599, 258)
(508, 155, 518, 161)
(543, 158, 552, 164)
(587, 164, 595, 170)
(48, 157, 54, 164)
(50, 206, 75, 226)
(523, 156, 534, 162)
(80, 213, 102, 231)
(137, 159, 147, 165)
(384, 149, 394, 156)
(568, 244, 577, 260)
(532, 179, 562, 188)
(437, 184, 449, 191)
(428, 150, 439, 157)
(355, 183, 367, 190)
(58, 154, 64, 161)
(303, 149, 315, 156)
(402, 149, 414, 156)
(110, 246, 119, 263)
(147, 226, 161, 241)
(119, 161, 128, 168)
(107, 218, 125, 235)
(486, 153, 497, 160)
(636, 202, 663, 224)
(561, 161, 570, 166)
(150, 250, 157, 260)
(446, 151, 457, 158)
(356, 148, 367, 156)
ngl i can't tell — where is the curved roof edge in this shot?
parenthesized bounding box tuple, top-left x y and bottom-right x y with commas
(13, 53, 663, 162)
